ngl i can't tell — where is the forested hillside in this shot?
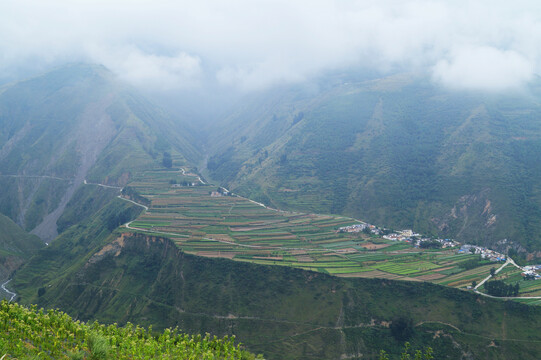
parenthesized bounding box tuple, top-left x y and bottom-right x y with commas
(205, 74, 541, 254)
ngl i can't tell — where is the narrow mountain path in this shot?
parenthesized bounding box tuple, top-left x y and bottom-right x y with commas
(83, 179, 123, 190)
(179, 167, 206, 185)
(474, 258, 512, 290)
(116, 196, 148, 211)
(473, 290, 541, 300)
(113, 193, 190, 238)
(415, 321, 462, 333)
(82, 176, 186, 236)
(0, 174, 72, 181)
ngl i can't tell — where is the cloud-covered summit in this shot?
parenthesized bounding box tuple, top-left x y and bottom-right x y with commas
(2, 0, 540, 92)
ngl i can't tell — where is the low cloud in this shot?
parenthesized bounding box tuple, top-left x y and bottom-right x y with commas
(432, 47, 534, 91)
(216, 60, 307, 91)
(1, 1, 541, 92)
(89, 46, 202, 91)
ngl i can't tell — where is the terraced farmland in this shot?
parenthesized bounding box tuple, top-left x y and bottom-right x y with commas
(477, 264, 541, 298)
(121, 168, 513, 293)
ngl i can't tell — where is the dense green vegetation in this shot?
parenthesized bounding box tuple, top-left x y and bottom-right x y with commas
(205, 74, 541, 254)
(0, 300, 260, 359)
(484, 280, 520, 297)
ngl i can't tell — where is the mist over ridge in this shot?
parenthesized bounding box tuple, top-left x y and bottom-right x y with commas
(2, 0, 541, 95)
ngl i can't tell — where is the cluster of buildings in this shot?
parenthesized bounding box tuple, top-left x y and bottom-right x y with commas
(338, 223, 382, 235)
(522, 265, 541, 280)
(340, 224, 460, 249)
(458, 245, 506, 262)
(339, 222, 523, 268)
(382, 229, 420, 242)
(382, 229, 439, 243)
(338, 223, 368, 233)
(415, 238, 459, 248)
(382, 230, 459, 249)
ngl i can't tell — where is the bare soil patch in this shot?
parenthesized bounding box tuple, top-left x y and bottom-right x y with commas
(416, 273, 446, 281)
(359, 243, 390, 250)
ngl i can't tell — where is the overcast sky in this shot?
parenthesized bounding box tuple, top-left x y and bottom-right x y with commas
(2, 0, 541, 92)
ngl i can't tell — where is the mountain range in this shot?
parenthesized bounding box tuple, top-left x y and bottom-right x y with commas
(3, 65, 541, 359)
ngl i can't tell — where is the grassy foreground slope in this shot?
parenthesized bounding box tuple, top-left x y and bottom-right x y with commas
(205, 74, 541, 254)
(0, 300, 260, 359)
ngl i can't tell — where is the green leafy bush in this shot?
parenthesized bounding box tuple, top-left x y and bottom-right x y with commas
(0, 300, 261, 359)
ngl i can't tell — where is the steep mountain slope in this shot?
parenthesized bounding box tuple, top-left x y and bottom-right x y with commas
(205, 74, 541, 254)
(0, 64, 200, 241)
(0, 213, 43, 282)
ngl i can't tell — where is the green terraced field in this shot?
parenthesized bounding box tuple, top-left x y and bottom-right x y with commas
(121, 167, 536, 301)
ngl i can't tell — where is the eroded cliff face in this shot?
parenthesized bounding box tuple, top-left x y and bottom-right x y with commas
(430, 189, 498, 242)
(28, 98, 119, 242)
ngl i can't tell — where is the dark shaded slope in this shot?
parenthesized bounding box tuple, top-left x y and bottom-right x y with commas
(0, 214, 43, 282)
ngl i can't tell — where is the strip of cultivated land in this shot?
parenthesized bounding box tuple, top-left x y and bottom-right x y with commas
(124, 168, 536, 300)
